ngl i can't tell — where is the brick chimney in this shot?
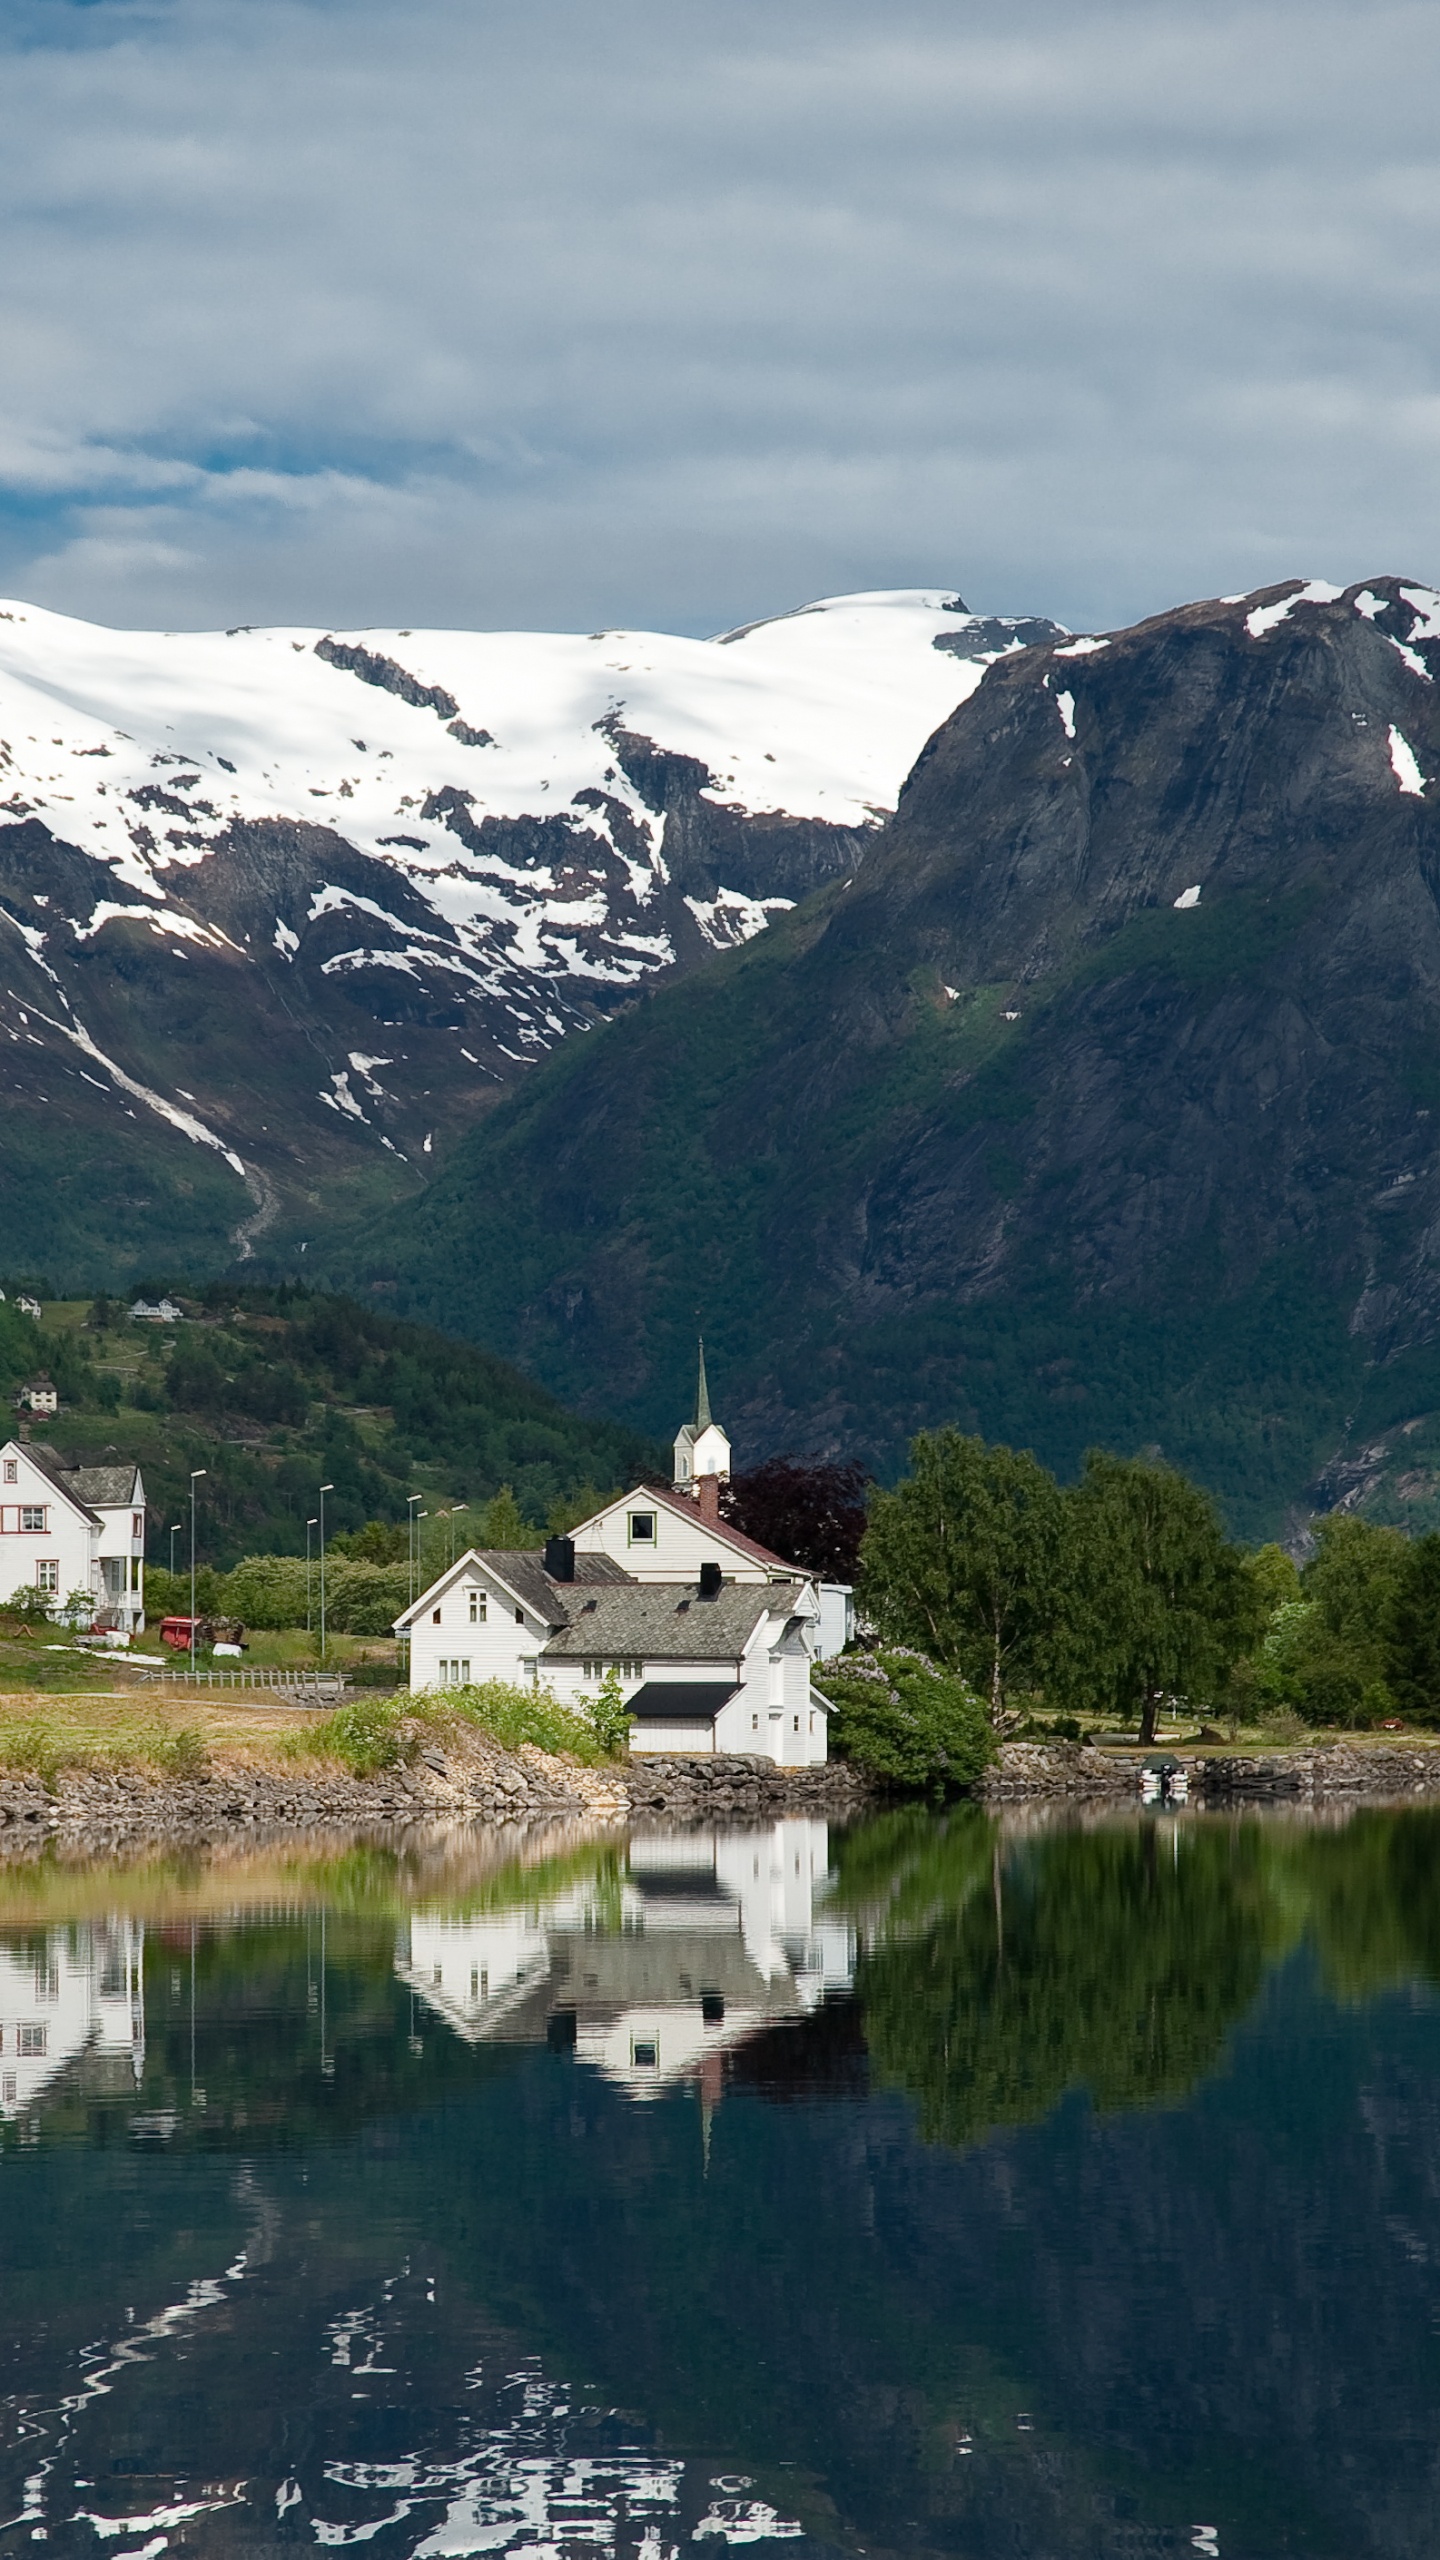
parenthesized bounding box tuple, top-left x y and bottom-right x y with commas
(696, 1472, 720, 1527)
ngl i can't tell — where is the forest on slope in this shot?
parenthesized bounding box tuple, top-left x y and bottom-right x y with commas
(0, 1287, 658, 1570)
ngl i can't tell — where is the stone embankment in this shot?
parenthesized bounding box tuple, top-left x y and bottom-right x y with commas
(0, 1732, 871, 1852)
(981, 1740, 1440, 1803)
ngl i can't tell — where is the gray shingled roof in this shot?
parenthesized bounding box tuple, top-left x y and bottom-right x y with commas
(22, 1444, 102, 1524)
(68, 1464, 141, 1509)
(543, 1580, 801, 1662)
(474, 1548, 631, 1628)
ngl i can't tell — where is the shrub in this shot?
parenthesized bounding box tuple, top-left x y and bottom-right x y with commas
(148, 1724, 211, 1781)
(293, 1695, 410, 1775)
(584, 1667, 632, 1757)
(423, 1677, 614, 1764)
(818, 1648, 994, 1791)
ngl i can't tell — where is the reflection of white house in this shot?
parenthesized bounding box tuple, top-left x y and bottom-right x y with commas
(0, 1439, 146, 1629)
(0, 1921, 145, 2115)
(394, 1362, 850, 1763)
(396, 1820, 855, 2100)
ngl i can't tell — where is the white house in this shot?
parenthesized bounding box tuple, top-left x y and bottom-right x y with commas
(14, 1377, 58, 1417)
(394, 1366, 853, 1765)
(0, 1438, 147, 1631)
(394, 1541, 826, 1763)
(129, 1297, 181, 1325)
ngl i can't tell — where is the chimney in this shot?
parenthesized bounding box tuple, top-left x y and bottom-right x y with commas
(698, 1559, 723, 1599)
(543, 1533, 576, 1583)
(697, 1473, 720, 1527)
(17, 1422, 30, 1445)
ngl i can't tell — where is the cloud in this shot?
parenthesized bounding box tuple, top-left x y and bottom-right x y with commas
(1, 0, 1439, 633)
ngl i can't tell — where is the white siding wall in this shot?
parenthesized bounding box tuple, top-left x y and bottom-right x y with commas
(95, 1496, 145, 1632)
(0, 1444, 95, 1612)
(573, 1494, 770, 1585)
(402, 1564, 541, 1692)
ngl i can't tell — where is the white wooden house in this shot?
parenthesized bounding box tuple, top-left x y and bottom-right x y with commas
(0, 1439, 147, 1630)
(393, 1364, 852, 1765)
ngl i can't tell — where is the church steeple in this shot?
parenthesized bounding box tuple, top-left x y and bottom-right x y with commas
(673, 1339, 731, 1495)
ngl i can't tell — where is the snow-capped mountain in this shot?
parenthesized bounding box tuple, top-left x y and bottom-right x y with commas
(0, 586, 1062, 1273)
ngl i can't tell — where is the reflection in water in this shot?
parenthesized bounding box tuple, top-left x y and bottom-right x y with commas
(0, 1919, 144, 2115)
(398, 1824, 854, 2097)
(6, 1807, 1440, 2559)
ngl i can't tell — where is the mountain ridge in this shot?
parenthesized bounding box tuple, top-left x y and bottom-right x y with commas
(326, 572, 1440, 1537)
(0, 586, 1060, 1278)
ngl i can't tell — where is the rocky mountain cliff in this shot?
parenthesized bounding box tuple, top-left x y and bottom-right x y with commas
(341, 576, 1440, 1535)
(0, 590, 1056, 1281)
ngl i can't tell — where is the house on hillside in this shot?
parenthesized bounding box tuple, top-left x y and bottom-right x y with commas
(15, 1296, 42, 1321)
(394, 1362, 851, 1764)
(129, 1297, 181, 1325)
(0, 1440, 147, 1630)
(13, 1378, 58, 1417)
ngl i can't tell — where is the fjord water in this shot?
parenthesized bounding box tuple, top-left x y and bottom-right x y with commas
(5, 1812, 1440, 2560)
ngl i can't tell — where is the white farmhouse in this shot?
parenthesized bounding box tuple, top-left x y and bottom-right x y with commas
(0, 1438, 147, 1630)
(394, 1365, 852, 1765)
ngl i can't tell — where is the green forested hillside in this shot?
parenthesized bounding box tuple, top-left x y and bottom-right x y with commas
(0, 1286, 659, 1570)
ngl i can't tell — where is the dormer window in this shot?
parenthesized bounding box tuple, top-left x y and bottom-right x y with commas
(628, 1511, 656, 1545)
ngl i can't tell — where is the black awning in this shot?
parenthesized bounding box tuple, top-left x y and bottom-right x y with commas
(626, 1681, 739, 1723)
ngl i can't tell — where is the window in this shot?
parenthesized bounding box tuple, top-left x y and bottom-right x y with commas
(130, 1558, 141, 1591)
(432, 1607, 442, 1624)
(432, 1964, 442, 1986)
(2, 1460, 14, 1484)
(793, 1716, 801, 1733)
(459, 1659, 470, 1684)
(1, 2075, 13, 2103)
(630, 2037, 658, 2069)
(515, 1606, 524, 1624)
(20, 1507, 45, 1533)
(628, 1511, 656, 1545)
(36, 1561, 58, 1594)
(469, 1589, 485, 1623)
(752, 1714, 759, 1731)
(17, 2025, 45, 2058)
(132, 1513, 143, 1539)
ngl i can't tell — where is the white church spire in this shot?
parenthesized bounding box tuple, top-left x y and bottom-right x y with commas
(673, 1339, 731, 1496)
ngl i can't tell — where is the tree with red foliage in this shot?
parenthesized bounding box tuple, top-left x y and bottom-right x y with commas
(721, 1455, 870, 1581)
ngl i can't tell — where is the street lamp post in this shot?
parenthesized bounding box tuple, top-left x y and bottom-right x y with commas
(188, 1472, 206, 1679)
(408, 1494, 423, 1605)
(169, 1523, 181, 1578)
(447, 1503, 468, 1567)
(306, 1516, 318, 1636)
(318, 1485, 334, 1666)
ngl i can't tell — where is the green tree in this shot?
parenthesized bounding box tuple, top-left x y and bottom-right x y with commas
(859, 1430, 1065, 1720)
(1247, 1541, 1302, 1615)
(818, 1648, 993, 1791)
(479, 1484, 543, 1548)
(1058, 1451, 1258, 1743)
(1386, 1531, 1440, 1724)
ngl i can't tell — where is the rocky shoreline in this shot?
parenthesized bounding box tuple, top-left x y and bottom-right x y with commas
(4, 1731, 1438, 1856)
(981, 1739, 1440, 1803)
(0, 1736, 873, 1853)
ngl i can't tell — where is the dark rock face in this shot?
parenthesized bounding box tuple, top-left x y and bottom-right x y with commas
(353, 579, 1440, 1532)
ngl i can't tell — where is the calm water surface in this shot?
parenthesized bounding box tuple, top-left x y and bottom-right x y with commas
(3, 1805, 1440, 2560)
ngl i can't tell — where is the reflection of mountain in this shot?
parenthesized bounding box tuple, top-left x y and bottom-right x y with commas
(0, 1920, 144, 2116)
(396, 1821, 856, 2099)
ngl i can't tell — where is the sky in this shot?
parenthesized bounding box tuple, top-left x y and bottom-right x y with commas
(3, 0, 1440, 639)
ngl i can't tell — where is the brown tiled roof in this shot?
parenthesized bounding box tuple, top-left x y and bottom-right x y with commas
(642, 1483, 800, 1575)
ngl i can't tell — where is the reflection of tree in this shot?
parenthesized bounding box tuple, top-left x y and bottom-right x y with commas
(1285, 1807, 1440, 2002)
(852, 1820, 1289, 2148)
